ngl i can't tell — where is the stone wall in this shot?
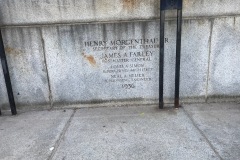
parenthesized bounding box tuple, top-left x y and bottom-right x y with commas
(1, 0, 240, 108)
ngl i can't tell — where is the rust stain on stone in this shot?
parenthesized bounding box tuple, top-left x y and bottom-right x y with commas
(86, 55, 96, 66)
(5, 47, 22, 55)
(82, 53, 97, 67)
(122, 0, 139, 10)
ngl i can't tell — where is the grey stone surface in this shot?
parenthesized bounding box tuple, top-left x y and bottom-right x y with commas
(0, 60, 8, 108)
(208, 17, 240, 98)
(52, 106, 218, 160)
(184, 103, 240, 160)
(160, 18, 210, 101)
(42, 19, 210, 105)
(0, 109, 73, 160)
(183, 0, 240, 18)
(42, 22, 160, 104)
(1, 0, 240, 26)
(174, 19, 210, 100)
(0, 0, 160, 26)
(0, 1, 239, 106)
(1, 28, 50, 107)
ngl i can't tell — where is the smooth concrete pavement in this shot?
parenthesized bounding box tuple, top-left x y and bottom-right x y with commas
(0, 103, 239, 160)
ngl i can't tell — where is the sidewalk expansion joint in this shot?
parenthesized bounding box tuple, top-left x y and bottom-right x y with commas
(47, 109, 77, 160)
(182, 107, 223, 160)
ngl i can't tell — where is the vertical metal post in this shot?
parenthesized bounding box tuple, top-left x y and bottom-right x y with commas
(160, 0, 182, 109)
(174, 9, 182, 108)
(159, 11, 165, 109)
(0, 30, 17, 115)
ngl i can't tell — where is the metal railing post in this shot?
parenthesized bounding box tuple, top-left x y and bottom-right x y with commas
(159, 10, 165, 109)
(174, 9, 182, 108)
(0, 30, 17, 115)
(159, 0, 183, 109)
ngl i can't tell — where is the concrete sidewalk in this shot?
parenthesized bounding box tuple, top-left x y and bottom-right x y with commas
(0, 103, 239, 160)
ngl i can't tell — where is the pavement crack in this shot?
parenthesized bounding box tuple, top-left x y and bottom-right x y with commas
(47, 109, 77, 160)
(182, 107, 223, 160)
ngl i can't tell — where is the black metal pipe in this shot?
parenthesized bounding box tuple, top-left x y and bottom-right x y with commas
(0, 30, 17, 115)
(174, 9, 182, 108)
(159, 10, 165, 109)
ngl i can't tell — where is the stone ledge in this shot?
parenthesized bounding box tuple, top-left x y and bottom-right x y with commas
(1, 0, 240, 26)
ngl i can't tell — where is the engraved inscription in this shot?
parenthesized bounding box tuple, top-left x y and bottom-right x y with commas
(83, 38, 161, 89)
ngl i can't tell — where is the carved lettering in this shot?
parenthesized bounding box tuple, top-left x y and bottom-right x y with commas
(83, 38, 160, 89)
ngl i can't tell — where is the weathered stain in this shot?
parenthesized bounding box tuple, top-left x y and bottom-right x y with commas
(122, 0, 139, 11)
(5, 47, 22, 55)
(82, 53, 97, 67)
(184, 0, 192, 7)
(86, 55, 96, 66)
